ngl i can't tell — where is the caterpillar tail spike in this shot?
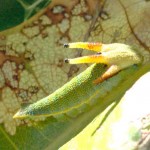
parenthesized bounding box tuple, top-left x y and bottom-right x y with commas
(64, 42, 142, 84)
(64, 42, 102, 52)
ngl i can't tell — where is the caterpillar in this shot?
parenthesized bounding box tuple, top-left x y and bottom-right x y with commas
(13, 43, 142, 119)
(64, 42, 142, 84)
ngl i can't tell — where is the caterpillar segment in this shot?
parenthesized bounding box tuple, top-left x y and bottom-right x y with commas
(64, 42, 142, 84)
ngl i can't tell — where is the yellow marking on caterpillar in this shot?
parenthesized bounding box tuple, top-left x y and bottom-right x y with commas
(65, 55, 108, 64)
(64, 42, 142, 84)
(64, 42, 102, 52)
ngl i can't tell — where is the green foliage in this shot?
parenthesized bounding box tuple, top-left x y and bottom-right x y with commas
(1, 63, 150, 149)
(0, 0, 150, 149)
(0, 0, 51, 31)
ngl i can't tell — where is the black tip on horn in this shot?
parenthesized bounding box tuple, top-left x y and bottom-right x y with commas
(64, 59, 69, 63)
(64, 43, 69, 48)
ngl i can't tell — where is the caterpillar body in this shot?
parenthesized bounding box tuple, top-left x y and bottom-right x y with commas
(13, 43, 142, 119)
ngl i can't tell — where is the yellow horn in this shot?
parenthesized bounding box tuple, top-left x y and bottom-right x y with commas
(64, 42, 102, 52)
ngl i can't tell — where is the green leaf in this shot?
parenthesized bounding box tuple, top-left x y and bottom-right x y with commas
(1, 63, 148, 150)
(0, 0, 150, 149)
(0, 0, 52, 32)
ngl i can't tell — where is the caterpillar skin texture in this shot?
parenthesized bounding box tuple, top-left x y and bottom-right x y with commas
(13, 43, 142, 119)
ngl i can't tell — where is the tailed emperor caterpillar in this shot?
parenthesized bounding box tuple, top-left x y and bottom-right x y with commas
(13, 42, 142, 119)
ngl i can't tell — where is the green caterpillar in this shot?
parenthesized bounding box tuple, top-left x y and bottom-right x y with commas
(13, 43, 144, 119)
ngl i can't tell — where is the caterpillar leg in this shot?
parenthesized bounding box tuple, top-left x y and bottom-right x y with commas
(64, 42, 102, 52)
(93, 65, 120, 84)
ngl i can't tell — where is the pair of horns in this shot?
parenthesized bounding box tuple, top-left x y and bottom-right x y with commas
(64, 42, 108, 64)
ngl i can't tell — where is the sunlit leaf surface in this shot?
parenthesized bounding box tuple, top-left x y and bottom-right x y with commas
(0, 0, 150, 149)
